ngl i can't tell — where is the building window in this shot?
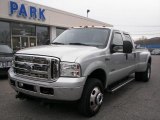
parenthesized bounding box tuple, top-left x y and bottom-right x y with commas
(11, 23, 37, 51)
(56, 27, 67, 37)
(0, 21, 10, 46)
(12, 23, 36, 36)
(36, 26, 50, 45)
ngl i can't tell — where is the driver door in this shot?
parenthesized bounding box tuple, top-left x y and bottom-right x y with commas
(107, 31, 128, 84)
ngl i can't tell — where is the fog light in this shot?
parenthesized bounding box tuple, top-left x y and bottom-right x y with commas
(19, 82, 24, 87)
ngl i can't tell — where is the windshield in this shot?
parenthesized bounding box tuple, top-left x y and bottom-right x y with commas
(0, 45, 13, 53)
(52, 28, 110, 47)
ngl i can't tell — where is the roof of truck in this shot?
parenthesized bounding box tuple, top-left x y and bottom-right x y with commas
(71, 26, 130, 34)
(72, 26, 113, 29)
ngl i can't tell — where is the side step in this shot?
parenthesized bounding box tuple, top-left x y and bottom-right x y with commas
(107, 77, 135, 93)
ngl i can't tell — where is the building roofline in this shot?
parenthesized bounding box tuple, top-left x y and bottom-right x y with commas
(24, 0, 113, 27)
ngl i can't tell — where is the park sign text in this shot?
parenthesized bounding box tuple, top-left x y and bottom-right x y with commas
(9, 1, 46, 21)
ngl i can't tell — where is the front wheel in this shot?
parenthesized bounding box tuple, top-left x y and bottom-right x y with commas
(135, 63, 151, 82)
(78, 78, 104, 117)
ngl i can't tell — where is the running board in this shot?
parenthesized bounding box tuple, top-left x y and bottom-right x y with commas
(107, 77, 135, 93)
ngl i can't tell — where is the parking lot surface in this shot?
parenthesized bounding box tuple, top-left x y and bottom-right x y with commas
(0, 56, 160, 120)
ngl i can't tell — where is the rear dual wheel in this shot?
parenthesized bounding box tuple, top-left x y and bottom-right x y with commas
(135, 63, 151, 82)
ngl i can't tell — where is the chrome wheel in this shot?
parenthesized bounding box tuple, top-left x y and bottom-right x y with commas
(90, 87, 103, 111)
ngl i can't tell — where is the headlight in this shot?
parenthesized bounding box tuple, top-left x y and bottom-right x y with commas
(60, 62, 81, 77)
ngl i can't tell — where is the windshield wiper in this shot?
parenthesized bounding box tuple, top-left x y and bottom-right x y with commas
(52, 42, 65, 45)
(69, 43, 91, 46)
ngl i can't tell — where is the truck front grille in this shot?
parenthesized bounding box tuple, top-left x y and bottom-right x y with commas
(13, 55, 59, 82)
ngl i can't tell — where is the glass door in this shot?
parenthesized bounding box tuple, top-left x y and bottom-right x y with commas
(29, 37, 37, 47)
(12, 37, 21, 52)
(12, 36, 37, 51)
(21, 37, 29, 49)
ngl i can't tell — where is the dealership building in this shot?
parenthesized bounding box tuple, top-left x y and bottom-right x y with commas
(0, 0, 112, 51)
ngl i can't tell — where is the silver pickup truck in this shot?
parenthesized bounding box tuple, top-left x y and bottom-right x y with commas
(9, 26, 151, 116)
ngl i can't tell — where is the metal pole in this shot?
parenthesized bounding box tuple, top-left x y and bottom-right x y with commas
(87, 9, 90, 18)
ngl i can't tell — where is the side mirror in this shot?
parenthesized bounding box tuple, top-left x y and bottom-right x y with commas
(123, 41, 133, 53)
(110, 44, 123, 53)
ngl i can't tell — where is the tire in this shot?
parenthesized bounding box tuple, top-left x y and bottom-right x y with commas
(78, 78, 104, 117)
(135, 63, 151, 82)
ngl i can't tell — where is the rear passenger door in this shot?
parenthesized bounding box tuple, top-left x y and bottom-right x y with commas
(123, 33, 136, 73)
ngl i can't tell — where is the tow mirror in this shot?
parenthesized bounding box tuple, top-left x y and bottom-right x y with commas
(123, 41, 133, 53)
(110, 44, 123, 53)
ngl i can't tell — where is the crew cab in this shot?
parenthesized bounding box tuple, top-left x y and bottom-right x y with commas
(8, 26, 151, 116)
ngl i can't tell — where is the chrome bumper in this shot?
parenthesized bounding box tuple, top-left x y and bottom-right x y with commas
(8, 68, 86, 101)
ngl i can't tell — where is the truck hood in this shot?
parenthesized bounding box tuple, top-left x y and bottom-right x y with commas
(17, 45, 100, 62)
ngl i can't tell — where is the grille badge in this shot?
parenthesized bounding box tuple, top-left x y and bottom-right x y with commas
(24, 63, 32, 71)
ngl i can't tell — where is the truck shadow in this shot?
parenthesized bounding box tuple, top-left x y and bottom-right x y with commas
(17, 80, 142, 119)
(0, 75, 8, 80)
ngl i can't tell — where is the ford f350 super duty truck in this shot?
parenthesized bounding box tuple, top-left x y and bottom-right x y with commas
(8, 26, 151, 116)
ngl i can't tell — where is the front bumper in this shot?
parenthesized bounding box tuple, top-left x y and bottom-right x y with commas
(8, 68, 86, 101)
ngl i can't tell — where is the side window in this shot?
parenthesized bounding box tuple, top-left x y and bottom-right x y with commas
(111, 32, 123, 52)
(112, 32, 123, 46)
(124, 34, 132, 43)
(124, 34, 134, 49)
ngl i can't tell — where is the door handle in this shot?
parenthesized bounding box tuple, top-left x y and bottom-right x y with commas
(125, 54, 128, 60)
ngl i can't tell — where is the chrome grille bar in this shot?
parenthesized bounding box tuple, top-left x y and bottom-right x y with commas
(13, 54, 59, 82)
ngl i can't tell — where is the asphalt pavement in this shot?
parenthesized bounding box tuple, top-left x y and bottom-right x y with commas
(0, 56, 160, 120)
